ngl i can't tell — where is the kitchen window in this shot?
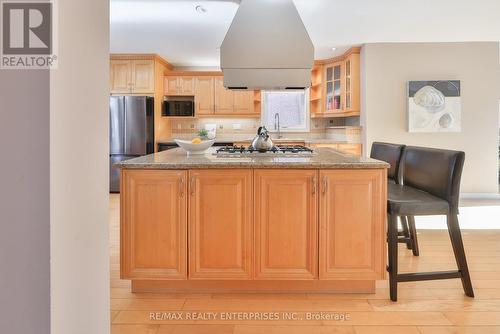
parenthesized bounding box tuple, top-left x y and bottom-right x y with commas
(261, 90, 310, 132)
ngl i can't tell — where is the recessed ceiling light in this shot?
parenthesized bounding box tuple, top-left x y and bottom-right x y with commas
(331, 47, 337, 51)
(195, 5, 207, 14)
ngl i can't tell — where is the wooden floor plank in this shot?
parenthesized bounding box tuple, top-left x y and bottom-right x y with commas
(353, 326, 420, 334)
(443, 312, 500, 326)
(234, 325, 355, 333)
(111, 298, 186, 311)
(182, 299, 373, 312)
(111, 324, 159, 334)
(417, 326, 500, 334)
(369, 299, 500, 312)
(158, 324, 235, 334)
(321, 312, 451, 326)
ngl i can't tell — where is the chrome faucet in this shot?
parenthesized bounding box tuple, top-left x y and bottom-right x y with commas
(274, 113, 282, 139)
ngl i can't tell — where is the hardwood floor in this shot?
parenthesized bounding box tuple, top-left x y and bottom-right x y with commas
(109, 194, 500, 334)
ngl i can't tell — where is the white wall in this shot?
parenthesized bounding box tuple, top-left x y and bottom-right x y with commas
(50, 0, 110, 333)
(362, 42, 500, 194)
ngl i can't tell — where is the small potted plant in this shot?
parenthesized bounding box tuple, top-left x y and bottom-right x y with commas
(197, 129, 209, 140)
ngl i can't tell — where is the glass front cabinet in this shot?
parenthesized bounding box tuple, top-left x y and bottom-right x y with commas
(325, 62, 343, 112)
(344, 53, 360, 113)
(322, 52, 360, 115)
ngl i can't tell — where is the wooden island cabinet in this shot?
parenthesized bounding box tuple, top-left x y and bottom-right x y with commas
(120, 170, 187, 280)
(188, 169, 253, 279)
(119, 151, 387, 293)
(254, 170, 318, 279)
(319, 170, 386, 280)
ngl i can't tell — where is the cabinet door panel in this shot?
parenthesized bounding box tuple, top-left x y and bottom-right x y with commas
(121, 170, 187, 279)
(179, 77, 195, 95)
(255, 170, 318, 279)
(131, 60, 155, 93)
(344, 53, 360, 112)
(110, 60, 131, 93)
(325, 62, 344, 112)
(195, 77, 215, 115)
(189, 169, 253, 279)
(164, 77, 179, 95)
(319, 169, 386, 280)
(233, 90, 254, 115)
(215, 77, 234, 114)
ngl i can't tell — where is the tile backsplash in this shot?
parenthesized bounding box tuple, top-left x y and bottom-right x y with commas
(169, 117, 329, 140)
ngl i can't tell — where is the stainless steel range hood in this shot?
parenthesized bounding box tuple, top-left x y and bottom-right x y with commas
(220, 0, 314, 90)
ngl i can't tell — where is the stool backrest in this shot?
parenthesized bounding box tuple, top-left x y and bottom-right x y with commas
(403, 146, 465, 214)
(370, 142, 406, 183)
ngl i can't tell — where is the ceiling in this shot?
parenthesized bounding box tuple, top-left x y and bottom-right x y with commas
(110, 0, 500, 68)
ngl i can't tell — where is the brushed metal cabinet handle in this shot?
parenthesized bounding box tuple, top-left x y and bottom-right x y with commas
(322, 176, 328, 195)
(190, 176, 195, 195)
(179, 177, 184, 197)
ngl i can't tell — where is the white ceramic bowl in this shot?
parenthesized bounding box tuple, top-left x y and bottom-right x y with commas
(174, 139, 215, 155)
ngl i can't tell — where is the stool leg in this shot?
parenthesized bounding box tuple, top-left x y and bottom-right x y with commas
(447, 214, 474, 297)
(400, 216, 412, 249)
(407, 216, 420, 256)
(388, 213, 399, 301)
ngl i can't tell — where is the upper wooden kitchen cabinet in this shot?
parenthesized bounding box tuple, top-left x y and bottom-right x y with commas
(313, 47, 361, 117)
(188, 169, 253, 279)
(215, 77, 234, 114)
(319, 169, 386, 280)
(164, 76, 195, 96)
(110, 60, 132, 93)
(131, 59, 155, 93)
(110, 59, 155, 94)
(214, 77, 256, 116)
(344, 52, 360, 113)
(164, 76, 180, 95)
(324, 62, 344, 112)
(233, 90, 255, 115)
(120, 170, 187, 280)
(194, 77, 215, 115)
(163, 73, 258, 117)
(254, 170, 318, 279)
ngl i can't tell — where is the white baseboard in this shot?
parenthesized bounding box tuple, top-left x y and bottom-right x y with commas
(460, 192, 500, 200)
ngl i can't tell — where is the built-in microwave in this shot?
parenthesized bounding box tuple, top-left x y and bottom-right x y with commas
(162, 96, 195, 117)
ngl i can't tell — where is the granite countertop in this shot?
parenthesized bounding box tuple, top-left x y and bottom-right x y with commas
(115, 147, 389, 169)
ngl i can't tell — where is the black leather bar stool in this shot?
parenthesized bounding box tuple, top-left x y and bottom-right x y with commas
(370, 142, 405, 184)
(387, 146, 474, 301)
(370, 142, 419, 254)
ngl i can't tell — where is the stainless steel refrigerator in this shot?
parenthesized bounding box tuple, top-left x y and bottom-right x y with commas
(109, 96, 154, 193)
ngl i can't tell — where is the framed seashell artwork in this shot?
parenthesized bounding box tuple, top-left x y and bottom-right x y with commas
(407, 80, 461, 133)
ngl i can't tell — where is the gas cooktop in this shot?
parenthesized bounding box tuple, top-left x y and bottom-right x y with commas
(214, 145, 315, 157)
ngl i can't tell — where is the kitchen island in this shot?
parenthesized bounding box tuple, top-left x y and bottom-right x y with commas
(116, 147, 389, 293)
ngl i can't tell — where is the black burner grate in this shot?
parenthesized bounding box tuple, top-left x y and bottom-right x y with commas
(216, 145, 314, 154)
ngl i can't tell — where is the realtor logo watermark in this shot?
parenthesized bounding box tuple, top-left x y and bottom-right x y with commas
(1, 0, 58, 69)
